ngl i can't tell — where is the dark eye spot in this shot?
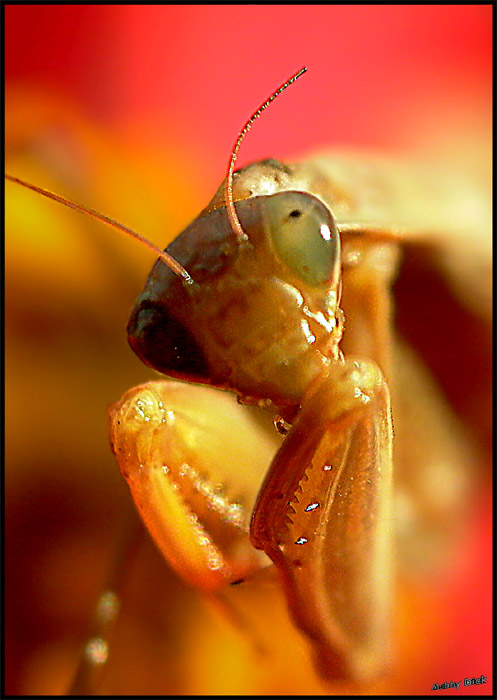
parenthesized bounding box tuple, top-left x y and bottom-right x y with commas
(127, 301, 210, 380)
(289, 209, 302, 218)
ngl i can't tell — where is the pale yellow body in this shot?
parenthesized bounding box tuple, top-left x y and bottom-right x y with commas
(108, 155, 488, 681)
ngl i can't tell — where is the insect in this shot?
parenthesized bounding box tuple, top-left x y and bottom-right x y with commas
(6, 69, 491, 694)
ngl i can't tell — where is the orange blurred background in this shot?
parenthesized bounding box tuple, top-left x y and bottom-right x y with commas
(5, 5, 492, 696)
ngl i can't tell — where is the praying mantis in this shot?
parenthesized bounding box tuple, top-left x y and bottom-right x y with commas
(6, 68, 491, 693)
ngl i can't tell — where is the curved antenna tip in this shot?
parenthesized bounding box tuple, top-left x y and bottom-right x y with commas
(224, 67, 308, 243)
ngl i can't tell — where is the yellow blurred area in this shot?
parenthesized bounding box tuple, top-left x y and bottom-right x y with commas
(5, 87, 209, 694)
(5, 88, 492, 695)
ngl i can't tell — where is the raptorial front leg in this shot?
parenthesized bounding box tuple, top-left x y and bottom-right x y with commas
(108, 380, 282, 593)
(250, 359, 393, 682)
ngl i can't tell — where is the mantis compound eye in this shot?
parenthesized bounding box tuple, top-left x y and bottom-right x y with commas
(263, 191, 341, 288)
(127, 300, 211, 381)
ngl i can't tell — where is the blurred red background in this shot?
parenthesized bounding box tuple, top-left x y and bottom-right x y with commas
(6, 5, 492, 166)
(5, 4, 492, 696)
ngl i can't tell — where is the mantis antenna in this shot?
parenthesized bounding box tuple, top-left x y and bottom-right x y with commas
(5, 174, 194, 285)
(224, 66, 307, 243)
(6, 69, 306, 279)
